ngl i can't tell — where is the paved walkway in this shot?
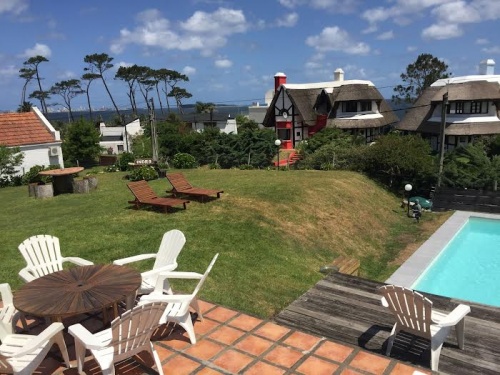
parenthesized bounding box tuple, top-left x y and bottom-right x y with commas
(21, 301, 432, 375)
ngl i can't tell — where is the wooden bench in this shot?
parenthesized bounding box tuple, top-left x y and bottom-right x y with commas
(330, 256, 360, 276)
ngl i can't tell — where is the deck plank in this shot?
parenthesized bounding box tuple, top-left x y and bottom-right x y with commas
(275, 272, 500, 375)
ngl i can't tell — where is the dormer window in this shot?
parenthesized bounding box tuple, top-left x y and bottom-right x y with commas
(360, 101, 372, 112)
(446, 100, 488, 114)
(342, 101, 358, 112)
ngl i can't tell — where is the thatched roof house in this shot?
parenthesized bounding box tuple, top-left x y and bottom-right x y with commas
(262, 70, 398, 149)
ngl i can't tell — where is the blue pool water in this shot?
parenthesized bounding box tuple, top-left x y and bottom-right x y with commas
(413, 217, 500, 307)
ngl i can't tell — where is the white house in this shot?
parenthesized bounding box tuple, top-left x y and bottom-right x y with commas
(396, 59, 500, 151)
(0, 106, 64, 175)
(183, 113, 238, 134)
(99, 118, 143, 154)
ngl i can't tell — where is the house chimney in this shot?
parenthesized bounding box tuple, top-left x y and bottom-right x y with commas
(334, 68, 344, 82)
(479, 59, 495, 75)
(274, 72, 287, 92)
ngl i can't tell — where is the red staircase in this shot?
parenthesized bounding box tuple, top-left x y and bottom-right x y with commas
(274, 151, 303, 167)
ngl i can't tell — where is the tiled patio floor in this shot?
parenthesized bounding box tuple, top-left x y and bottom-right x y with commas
(10, 301, 433, 375)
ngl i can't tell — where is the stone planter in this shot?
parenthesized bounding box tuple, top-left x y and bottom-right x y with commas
(34, 183, 54, 198)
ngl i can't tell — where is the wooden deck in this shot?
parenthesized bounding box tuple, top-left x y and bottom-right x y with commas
(275, 273, 500, 374)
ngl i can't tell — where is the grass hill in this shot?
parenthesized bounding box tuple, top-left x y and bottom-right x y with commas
(0, 169, 450, 318)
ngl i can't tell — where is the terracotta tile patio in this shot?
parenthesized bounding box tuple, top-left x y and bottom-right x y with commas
(6, 301, 433, 375)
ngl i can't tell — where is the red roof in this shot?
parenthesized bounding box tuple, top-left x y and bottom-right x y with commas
(0, 111, 56, 147)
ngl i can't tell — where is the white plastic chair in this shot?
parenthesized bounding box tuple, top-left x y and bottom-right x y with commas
(0, 321, 70, 375)
(139, 253, 219, 344)
(18, 235, 93, 282)
(113, 229, 186, 295)
(379, 284, 471, 371)
(0, 283, 27, 332)
(68, 302, 167, 375)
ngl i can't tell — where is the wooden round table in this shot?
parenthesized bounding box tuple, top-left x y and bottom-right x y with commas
(38, 167, 84, 195)
(14, 264, 141, 323)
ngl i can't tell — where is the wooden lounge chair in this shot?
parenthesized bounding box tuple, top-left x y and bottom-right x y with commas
(166, 173, 223, 201)
(127, 180, 189, 213)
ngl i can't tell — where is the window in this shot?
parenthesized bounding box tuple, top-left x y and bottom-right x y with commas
(342, 101, 358, 112)
(455, 101, 464, 114)
(277, 128, 290, 140)
(470, 101, 482, 114)
(117, 145, 124, 152)
(360, 101, 372, 112)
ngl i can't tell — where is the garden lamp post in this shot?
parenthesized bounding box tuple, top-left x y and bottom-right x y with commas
(275, 139, 281, 170)
(405, 183, 413, 217)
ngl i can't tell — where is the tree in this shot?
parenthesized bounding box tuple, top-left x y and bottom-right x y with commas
(62, 118, 102, 166)
(393, 53, 451, 104)
(17, 101, 33, 113)
(22, 56, 49, 113)
(18, 67, 36, 107)
(50, 79, 85, 122)
(81, 72, 101, 121)
(236, 115, 259, 131)
(160, 70, 189, 113)
(83, 53, 122, 122)
(195, 101, 215, 114)
(0, 146, 24, 185)
(168, 87, 192, 114)
(136, 66, 156, 110)
(115, 65, 140, 116)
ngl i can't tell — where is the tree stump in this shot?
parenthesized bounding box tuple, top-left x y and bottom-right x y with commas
(35, 183, 54, 198)
(73, 179, 89, 194)
(84, 176, 98, 190)
(28, 183, 38, 197)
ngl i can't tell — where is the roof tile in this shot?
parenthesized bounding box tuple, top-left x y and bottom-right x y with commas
(0, 112, 55, 147)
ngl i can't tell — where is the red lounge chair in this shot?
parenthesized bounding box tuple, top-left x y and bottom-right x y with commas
(127, 180, 189, 213)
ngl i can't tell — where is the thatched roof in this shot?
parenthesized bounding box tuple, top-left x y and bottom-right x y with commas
(329, 84, 384, 102)
(431, 81, 500, 102)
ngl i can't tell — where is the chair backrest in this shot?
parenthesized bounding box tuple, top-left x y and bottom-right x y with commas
(379, 285, 433, 339)
(167, 173, 193, 191)
(18, 235, 64, 278)
(153, 230, 186, 270)
(127, 180, 158, 202)
(110, 302, 166, 360)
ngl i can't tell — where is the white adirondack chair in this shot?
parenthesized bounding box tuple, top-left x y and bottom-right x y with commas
(0, 283, 27, 332)
(18, 235, 93, 282)
(0, 321, 70, 375)
(68, 302, 167, 375)
(139, 253, 219, 345)
(379, 285, 471, 371)
(113, 229, 186, 295)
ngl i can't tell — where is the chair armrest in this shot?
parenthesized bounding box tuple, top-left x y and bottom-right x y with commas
(0, 284, 13, 305)
(113, 253, 157, 265)
(139, 293, 192, 304)
(10, 322, 65, 358)
(434, 304, 471, 327)
(157, 271, 204, 280)
(68, 323, 106, 350)
(18, 268, 36, 283)
(62, 257, 94, 266)
(140, 264, 178, 280)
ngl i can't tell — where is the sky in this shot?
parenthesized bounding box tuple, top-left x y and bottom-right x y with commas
(0, 0, 499, 113)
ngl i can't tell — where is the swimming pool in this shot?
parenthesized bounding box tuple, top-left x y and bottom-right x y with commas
(386, 211, 500, 307)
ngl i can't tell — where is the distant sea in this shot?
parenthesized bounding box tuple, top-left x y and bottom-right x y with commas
(45, 105, 250, 125)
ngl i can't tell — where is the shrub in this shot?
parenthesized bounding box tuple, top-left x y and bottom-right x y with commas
(172, 153, 197, 169)
(238, 164, 254, 170)
(128, 166, 159, 181)
(21, 165, 54, 185)
(118, 152, 135, 171)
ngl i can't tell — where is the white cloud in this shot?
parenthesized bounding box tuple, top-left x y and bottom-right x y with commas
(276, 12, 299, 27)
(376, 31, 394, 40)
(118, 61, 134, 68)
(482, 46, 500, 54)
(306, 26, 370, 55)
(422, 23, 462, 39)
(0, 65, 18, 79)
(0, 0, 28, 15)
(183, 66, 196, 75)
(21, 43, 52, 58)
(215, 59, 233, 68)
(407, 45, 418, 52)
(476, 38, 489, 45)
(278, 0, 360, 12)
(111, 8, 248, 56)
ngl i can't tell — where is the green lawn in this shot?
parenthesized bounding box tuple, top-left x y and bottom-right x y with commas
(0, 169, 448, 318)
